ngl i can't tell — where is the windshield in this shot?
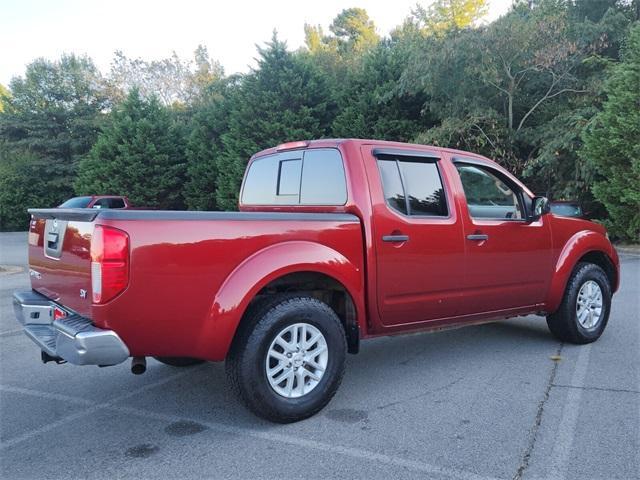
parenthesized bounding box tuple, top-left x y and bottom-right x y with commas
(58, 196, 92, 208)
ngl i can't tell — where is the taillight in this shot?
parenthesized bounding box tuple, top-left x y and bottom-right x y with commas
(90, 225, 129, 304)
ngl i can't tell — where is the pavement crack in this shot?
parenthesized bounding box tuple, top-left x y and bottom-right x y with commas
(512, 343, 563, 480)
(376, 376, 464, 411)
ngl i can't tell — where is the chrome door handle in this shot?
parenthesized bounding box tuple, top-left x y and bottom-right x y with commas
(466, 234, 488, 241)
(382, 235, 409, 242)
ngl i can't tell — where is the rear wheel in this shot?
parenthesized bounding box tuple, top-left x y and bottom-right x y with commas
(226, 295, 347, 423)
(154, 357, 205, 367)
(546, 262, 612, 344)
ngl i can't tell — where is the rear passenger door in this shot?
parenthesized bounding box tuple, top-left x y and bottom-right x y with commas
(364, 147, 466, 326)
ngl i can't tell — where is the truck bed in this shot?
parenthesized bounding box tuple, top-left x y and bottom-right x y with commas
(28, 208, 364, 360)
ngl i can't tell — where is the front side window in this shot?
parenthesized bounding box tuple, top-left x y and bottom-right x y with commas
(377, 157, 448, 217)
(92, 198, 109, 209)
(242, 149, 347, 205)
(455, 164, 523, 220)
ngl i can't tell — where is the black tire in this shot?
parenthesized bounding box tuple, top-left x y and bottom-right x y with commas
(546, 262, 612, 344)
(226, 294, 347, 423)
(154, 357, 205, 367)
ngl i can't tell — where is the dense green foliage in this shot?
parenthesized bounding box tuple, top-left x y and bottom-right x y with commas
(581, 23, 640, 239)
(0, 55, 106, 229)
(75, 89, 186, 209)
(1, 0, 638, 240)
(214, 35, 335, 210)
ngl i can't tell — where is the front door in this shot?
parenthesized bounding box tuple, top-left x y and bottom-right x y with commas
(364, 146, 466, 327)
(452, 160, 553, 314)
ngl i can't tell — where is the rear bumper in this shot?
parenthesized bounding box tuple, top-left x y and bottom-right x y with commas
(13, 290, 129, 366)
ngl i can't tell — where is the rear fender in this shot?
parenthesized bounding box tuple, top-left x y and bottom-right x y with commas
(546, 230, 619, 313)
(196, 241, 364, 360)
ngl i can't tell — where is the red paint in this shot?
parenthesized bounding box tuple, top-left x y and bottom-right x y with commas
(28, 139, 620, 361)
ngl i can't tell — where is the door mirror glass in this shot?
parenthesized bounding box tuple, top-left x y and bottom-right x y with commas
(530, 196, 550, 221)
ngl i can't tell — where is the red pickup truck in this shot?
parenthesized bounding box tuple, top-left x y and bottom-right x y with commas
(14, 139, 619, 423)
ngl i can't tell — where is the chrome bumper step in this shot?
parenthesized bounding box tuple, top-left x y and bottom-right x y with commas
(24, 324, 57, 356)
(13, 290, 130, 366)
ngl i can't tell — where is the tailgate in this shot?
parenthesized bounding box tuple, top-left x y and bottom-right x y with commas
(28, 209, 99, 318)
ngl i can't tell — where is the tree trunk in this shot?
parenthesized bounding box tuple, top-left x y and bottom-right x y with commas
(508, 80, 514, 131)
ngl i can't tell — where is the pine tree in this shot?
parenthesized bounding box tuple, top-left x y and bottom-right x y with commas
(581, 24, 640, 241)
(331, 39, 425, 141)
(75, 89, 186, 209)
(183, 82, 229, 210)
(215, 34, 334, 210)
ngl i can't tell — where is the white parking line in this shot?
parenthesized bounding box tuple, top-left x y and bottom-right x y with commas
(0, 367, 200, 450)
(547, 344, 592, 480)
(0, 385, 95, 405)
(0, 329, 24, 337)
(2, 378, 499, 480)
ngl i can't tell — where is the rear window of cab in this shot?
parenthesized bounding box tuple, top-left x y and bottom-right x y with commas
(241, 148, 347, 206)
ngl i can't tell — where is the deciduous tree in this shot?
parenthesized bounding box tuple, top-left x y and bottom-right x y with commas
(412, 0, 489, 33)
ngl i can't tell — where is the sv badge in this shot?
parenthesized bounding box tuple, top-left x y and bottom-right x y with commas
(79, 289, 88, 299)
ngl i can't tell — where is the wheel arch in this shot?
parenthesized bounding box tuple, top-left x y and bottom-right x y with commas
(546, 230, 619, 313)
(195, 241, 364, 360)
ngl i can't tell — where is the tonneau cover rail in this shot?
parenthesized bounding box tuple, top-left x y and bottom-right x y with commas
(28, 208, 360, 223)
(28, 208, 100, 222)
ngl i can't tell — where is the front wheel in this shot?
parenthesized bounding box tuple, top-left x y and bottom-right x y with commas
(226, 295, 347, 423)
(546, 262, 612, 344)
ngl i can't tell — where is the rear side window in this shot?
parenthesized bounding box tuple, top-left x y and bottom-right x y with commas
(378, 161, 407, 214)
(242, 149, 347, 205)
(377, 157, 448, 217)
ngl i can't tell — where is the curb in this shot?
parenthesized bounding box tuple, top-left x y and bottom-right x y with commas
(614, 245, 640, 255)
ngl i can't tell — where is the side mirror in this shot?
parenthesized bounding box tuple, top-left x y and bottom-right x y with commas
(528, 196, 550, 222)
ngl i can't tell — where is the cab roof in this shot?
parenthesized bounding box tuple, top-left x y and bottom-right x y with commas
(252, 138, 489, 162)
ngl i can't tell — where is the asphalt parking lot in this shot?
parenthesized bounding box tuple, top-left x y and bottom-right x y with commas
(1, 231, 638, 480)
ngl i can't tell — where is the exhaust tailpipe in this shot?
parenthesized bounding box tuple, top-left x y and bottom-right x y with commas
(131, 356, 146, 375)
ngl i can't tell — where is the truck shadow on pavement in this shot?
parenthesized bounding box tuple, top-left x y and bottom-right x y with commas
(141, 315, 558, 429)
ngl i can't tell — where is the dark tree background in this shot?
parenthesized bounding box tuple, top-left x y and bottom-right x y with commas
(1, 1, 638, 240)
